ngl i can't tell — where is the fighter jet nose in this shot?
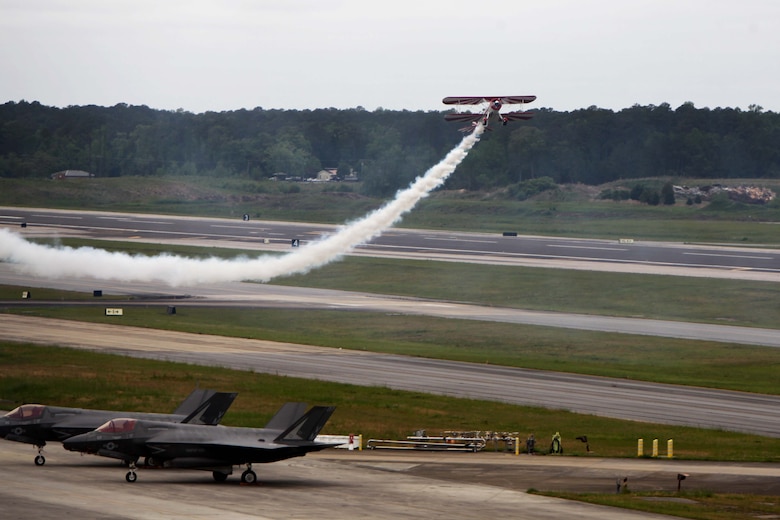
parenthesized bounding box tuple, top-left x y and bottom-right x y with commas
(63, 441, 88, 453)
(63, 436, 89, 452)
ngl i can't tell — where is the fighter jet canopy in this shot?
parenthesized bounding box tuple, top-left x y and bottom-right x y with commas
(96, 418, 137, 433)
(4, 404, 45, 420)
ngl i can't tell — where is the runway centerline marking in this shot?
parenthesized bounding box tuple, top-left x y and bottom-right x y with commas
(684, 252, 773, 260)
(547, 244, 628, 251)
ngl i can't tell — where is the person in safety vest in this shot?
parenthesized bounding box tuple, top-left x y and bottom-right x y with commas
(550, 431, 562, 454)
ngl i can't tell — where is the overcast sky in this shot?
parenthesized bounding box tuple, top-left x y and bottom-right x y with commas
(2, 0, 779, 114)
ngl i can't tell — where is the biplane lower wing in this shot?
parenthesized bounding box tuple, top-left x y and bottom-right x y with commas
(443, 113, 484, 123)
(502, 111, 535, 121)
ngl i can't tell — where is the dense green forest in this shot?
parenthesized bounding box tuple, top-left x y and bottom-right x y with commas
(1, 100, 779, 196)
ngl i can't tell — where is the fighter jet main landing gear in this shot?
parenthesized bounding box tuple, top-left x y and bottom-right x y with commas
(241, 464, 257, 484)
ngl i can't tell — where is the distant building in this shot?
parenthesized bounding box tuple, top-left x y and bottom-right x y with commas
(51, 170, 94, 180)
(310, 168, 359, 182)
(312, 168, 338, 182)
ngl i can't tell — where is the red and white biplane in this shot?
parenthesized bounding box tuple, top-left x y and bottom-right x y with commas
(443, 96, 536, 132)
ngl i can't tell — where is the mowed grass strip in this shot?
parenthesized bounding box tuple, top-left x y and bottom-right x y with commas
(536, 491, 780, 520)
(273, 255, 780, 329)
(2, 304, 778, 395)
(1, 342, 778, 463)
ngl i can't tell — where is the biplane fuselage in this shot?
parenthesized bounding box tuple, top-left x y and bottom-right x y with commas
(443, 96, 536, 132)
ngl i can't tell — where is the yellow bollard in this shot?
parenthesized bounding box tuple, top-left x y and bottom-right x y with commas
(515, 437, 520, 456)
(667, 439, 673, 458)
(637, 438, 644, 457)
(652, 438, 658, 457)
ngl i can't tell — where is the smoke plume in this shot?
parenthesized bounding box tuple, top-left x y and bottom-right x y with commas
(0, 126, 483, 286)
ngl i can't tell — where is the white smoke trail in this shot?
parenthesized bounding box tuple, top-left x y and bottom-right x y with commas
(0, 126, 483, 286)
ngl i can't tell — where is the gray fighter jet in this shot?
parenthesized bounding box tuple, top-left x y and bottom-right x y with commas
(0, 388, 237, 465)
(63, 403, 336, 483)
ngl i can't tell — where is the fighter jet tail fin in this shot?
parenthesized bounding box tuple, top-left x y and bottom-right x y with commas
(173, 388, 217, 416)
(275, 406, 336, 443)
(264, 402, 308, 431)
(181, 392, 238, 426)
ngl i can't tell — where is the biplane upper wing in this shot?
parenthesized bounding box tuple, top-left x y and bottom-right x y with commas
(443, 112, 484, 123)
(502, 111, 535, 122)
(501, 96, 537, 105)
(443, 96, 536, 106)
(442, 96, 487, 105)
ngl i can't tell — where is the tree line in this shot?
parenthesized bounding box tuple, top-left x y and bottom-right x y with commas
(1, 100, 778, 196)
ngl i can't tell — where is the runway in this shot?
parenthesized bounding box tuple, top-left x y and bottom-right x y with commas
(2, 206, 779, 281)
(3, 315, 779, 437)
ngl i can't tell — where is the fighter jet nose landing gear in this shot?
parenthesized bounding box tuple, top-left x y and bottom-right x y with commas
(125, 460, 138, 482)
(34, 445, 45, 466)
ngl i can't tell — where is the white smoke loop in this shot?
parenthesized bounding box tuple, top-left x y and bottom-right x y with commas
(0, 126, 483, 286)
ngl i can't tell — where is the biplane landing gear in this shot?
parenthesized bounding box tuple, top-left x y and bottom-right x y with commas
(125, 460, 138, 483)
(34, 445, 45, 466)
(241, 464, 257, 484)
